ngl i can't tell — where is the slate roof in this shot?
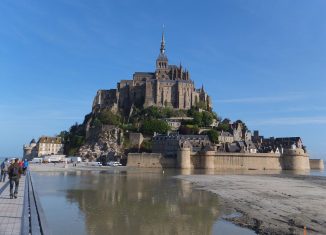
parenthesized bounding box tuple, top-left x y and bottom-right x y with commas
(38, 136, 62, 144)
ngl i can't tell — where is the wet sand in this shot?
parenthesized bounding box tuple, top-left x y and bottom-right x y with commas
(176, 174, 326, 235)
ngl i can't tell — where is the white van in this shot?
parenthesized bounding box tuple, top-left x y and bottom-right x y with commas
(30, 158, 43, 163)
(70, 156, 82, 163)
(107, 161, 122, 167)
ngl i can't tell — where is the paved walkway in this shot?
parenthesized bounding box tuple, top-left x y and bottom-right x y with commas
(0, 177, 25, 235)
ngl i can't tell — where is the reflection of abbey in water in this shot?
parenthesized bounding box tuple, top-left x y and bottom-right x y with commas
(92, 31, 211, 115)
(65, 171, 219, 235)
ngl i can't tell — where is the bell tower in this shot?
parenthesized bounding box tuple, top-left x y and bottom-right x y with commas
(156, 29, 169, 75)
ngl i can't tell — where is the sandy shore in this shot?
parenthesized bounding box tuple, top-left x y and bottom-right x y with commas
(176, 174, 326, 235)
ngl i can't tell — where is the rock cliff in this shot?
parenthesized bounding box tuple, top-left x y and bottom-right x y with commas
(78, 123, 123, 161)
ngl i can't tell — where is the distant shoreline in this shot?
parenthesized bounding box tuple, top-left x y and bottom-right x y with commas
(29, 162, 128, 172)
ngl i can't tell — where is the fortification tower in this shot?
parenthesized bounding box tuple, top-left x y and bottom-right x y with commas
(281, 148, 310, 170)
(177, 141, 192, 169)
(202, 147, 216, 170)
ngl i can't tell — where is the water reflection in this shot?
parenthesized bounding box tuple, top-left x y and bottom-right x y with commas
(63, 171, 220, 235)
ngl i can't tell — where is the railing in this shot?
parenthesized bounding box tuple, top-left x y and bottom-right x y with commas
(0, 180, 9, 195)
(21, 171, 51, 235)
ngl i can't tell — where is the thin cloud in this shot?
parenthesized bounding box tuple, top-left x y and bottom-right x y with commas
(215, 93, 305, 104)
(249, 116, 326, 126)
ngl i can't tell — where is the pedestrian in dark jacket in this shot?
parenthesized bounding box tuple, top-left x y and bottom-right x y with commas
(8, 158, 23, 199)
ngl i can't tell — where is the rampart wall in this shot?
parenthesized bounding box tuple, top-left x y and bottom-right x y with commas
(309, 159, 324, 170)
(127, 150, 311, 170)
(208, 152, 281, 170)
(127, 153, 175, 168)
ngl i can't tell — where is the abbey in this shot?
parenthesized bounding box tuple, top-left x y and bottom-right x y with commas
(92, 32, 212, 115)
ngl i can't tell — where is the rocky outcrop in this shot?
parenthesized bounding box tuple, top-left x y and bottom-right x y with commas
(78, 124, 123, 161)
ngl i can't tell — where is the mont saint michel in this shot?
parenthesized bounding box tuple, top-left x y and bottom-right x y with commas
(18, 32, 326, 235)
(1, 1, 326, 235)
(93, 31, 212, 115)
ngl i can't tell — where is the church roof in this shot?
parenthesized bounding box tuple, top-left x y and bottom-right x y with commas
(38, 136, 62, 144)
(134, 72, 155, 76)
(157, 53, 168, 61)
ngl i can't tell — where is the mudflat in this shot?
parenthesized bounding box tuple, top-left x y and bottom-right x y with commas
(176, 174, 326, 235)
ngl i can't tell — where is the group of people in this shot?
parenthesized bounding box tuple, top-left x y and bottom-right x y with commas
(0, 158, 29, 199)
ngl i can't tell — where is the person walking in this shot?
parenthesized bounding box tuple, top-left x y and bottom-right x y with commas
(0, 158, 10, 182)
(19, 159, 23, 168)
(22, 159, 29, 175)
(8, 158, 23, 199)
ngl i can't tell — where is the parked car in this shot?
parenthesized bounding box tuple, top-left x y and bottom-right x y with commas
(107, 161, 122, 167)
(89, 162, 102, 166)
(30, 157, 43, 163)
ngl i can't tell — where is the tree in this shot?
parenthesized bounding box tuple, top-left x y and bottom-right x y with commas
(192, 111, 203, 126)
(202, 111, 214, 127)
(141, 119, 171, 135)
(179, 125, 199, 135)
(140, 140, 152, 152)
(98, 110, 121, 126)
(207, 129, 219, 143)
(217, 122, 230, 132)
(92, 118, 102, 127)
(222, 118, 231, 124)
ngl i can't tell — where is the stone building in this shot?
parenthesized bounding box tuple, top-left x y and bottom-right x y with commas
(152, 133, 211, 157)
(92, 32, 212, 115)
(259, 137, 305, 153)
(37, 136, 64, 157)
(218, 131, 234, 143)
(232, 123, 243, 141)
(23, 136, 64, 160)
(23, 139, 38, 160)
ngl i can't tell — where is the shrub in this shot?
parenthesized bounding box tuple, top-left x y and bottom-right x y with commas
(141, 119, 170, 135)
(207, 129, 219, 143)
(98, 110, 121, 126)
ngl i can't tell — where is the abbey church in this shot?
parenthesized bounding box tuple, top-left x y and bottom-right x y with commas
(92, 32, 212, 115)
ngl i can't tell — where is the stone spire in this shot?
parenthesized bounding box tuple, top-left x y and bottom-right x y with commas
(156, 26, 168, 70)
(201, 84, 205, 92)
(160, 28, 165, 54)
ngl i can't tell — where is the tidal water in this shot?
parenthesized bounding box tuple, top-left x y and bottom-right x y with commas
(32, 169, 257, 235)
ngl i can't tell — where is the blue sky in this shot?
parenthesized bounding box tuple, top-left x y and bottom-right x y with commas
(0, 0, 326, 159)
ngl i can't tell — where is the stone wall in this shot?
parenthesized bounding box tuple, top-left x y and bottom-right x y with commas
(195, 152, 282, 170)
(127, 153, 176, 168)
(127, 152, 282, 170)
(127, 150, 312, 170)
(309, 159, 324, 170)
